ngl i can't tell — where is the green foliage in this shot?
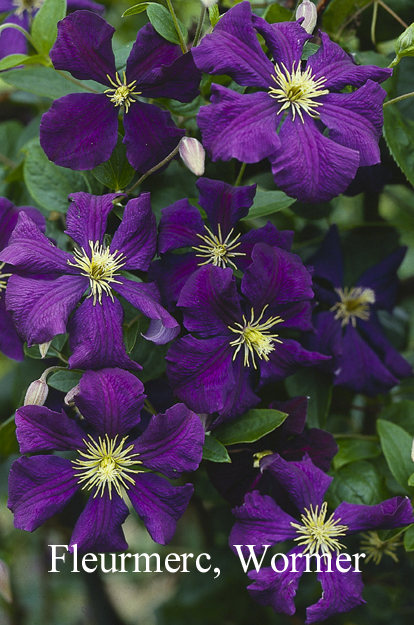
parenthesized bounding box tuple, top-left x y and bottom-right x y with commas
(241, 190, 295, 221)
(31, 0, 67, 56)
(47, 371, 82, 392)
(209, 4, 220, 27)
(383, 104, 414, 189)
(146, 3, 188, 45)
(333, 438, 381, 470)
(122, 2, 155, 17)
(212, 408, 287, 446)
(1, 66, 100, 99)
(0, 416, 19, 460)
(263, 3, 292, 23)
(202, 435, 231, 463)
(92, 135, 135, 191)
(327, 460, 387, 507)
(323, 0, 372, 34)
(285, 369, 332, 428)
(377, 419, 414, 493)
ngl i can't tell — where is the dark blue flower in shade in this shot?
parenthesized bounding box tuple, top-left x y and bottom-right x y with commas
(230, 454, 414, 623)
(192, 1, 391, 203)
(39, 11, 200, 171)
(149, 176, 293, 309)
(304, 225, 412, 396)
(8, 368, 205, 551)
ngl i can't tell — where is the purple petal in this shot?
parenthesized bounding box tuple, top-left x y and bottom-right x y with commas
(306, 557, 365, 624)
(5, 274, 87, 346)
(192, 1, 273, 87)
(0, 198, 45, 250)
(258, 338, 330, 387)
(133, 403, 204, 478)
(149, 253, 200, 310)
(69, 491, 129, 553)
(50, 11, 115, 84)
(271, 115, 360, 203)
(75, 369, 145, 437)
(15, 405, 86, 453)
(334, 496, 414, 533)
(283, 428, 338, 473)
(15, 206, 46, 234)
(66, 0, 105, 13)
(236, 223, 294, 272)
(309, 224, 344, 290)
(68, 295, 141, 371)
(8, 455, 78, 531)
(196, 177, 256, 239)
(307, 31, 392, 91)
(252, 15, 312, 68)
(0, 13, 28, 60)
(0, 294, 23, 360)
(40, 93, 119, 170)
(198, 86, 281, 163)
(110, 194, 156, 270)
(262, 454, 332, 512)
(123, 101, 184, 173)
(270, 396, 308, 437)
(158, 199, 205, 253)
(357, 246, 406, 311)
(66, 192, 122, 249)
(126, 22, 180, 81)
(128, 473, 193, 544)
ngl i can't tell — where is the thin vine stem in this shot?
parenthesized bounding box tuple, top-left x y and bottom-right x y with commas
(384, 92, 414, 108)
(193, 5, 206, 46)
(235, 162, 247, 187)
(126, 141, 183, 194)
(166, 0, 187, 53)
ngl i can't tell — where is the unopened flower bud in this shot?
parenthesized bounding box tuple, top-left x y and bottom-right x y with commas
(39, 340, 52, 358)
(395, 23, 414, 59)
(64, 384, 80, 406)
(179, 137, 205, 176)
(296, 0, 317, 34)
(200, 0, 218, 8)
(24, 378, 49, 406)
(0, 560, 12, 604)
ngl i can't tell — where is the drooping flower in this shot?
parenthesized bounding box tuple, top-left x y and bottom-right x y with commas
(0, 197, 45, 361)
(166, 242, 328, 421)
(192, 1, 391, 203)
(230, 454, 414, 623)
(0, 192, 179, 370)
(8, 368, 205, 551)
(149, 176, 293, 308)
(39, 10, 201, 171)
(304, 225, 412, 395)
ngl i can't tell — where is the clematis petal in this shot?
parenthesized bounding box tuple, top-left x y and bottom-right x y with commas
(110, 194, 156, 270)
(149, 253, 200, 310)
(132, 403, 204, 478)
(128, 473, 194, 545)
(50, 11, 115, 84)
(252, 15, 312, 69)
(308, 224, 344, 290)
(236, 223, 294, 272)
(68, 295, 141, 371)
(357, 246, 407, 311)
(270, 114, 360, 203)
(157, 199, 205, 253)
(67, 0, 105, 13)
(196, 177, 256, 239)
(40, 93, 119, 170)
(75, 369, 145, 437)
(192, 1, 274, 87)
(198, 86, 281, 163)
(123, 101, 184, 173)
(333, 496, 414, 533)
(8, 455, 78, 532)
(66, 192, 123, 250)
(0, 198, 45, 250)
(125, 22, 181, 82)
(0, 13, 28, 60)
(69, 491, 129, 553)
(0, 295, 24, 360)
(15, 405, 86, 453)
(5, 274, 88, 346)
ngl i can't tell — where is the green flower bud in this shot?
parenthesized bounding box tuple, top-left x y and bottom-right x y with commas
(395, 23, 414, 58)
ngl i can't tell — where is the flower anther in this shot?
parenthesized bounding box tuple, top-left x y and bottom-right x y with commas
(229, 306, 283, 368)
(0, 262, 12, 292)
(331, 286, 376, 327)
(12, 0, 44, 15)
(72, 434, 142, 499)
(192, 223, 246, 269)
(105, 72, 141, 113)
(268, 62, 329, 123)
(291, 502, 348, 556)
(360, 531, 402, 565)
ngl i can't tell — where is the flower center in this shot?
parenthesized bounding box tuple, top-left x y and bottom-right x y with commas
(268, 62, 329, 123)
(330, 286, 376, 327)
(12, 0, 44, 16)
(0, 262, 12, 292)
(192, 223, 245, 269)
(104, 71, 141, 113)
(291, 502, 348, 556)
(228, 306, 283, 369)
(67, 240, 126, 305)
(72, 434, 142, 499)
(360, 531, 402, 565)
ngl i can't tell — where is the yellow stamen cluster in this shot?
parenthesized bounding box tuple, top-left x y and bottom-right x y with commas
(331, 286, 376, 327)
(67, 240, 126, 305)
(229, 306, 283, 369)
(360, 531, 402, 565)
(268, 61, 329, 123)
(13, 0, 44, 16)
(192, 223, 245, 269)
(291, 502, 348, 556)
(104, 72, 141, 113)
(0, 262, 12, 292)
(72, 434, 142, 499)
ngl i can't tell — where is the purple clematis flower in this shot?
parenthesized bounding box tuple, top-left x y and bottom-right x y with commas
(192, 1, 391, 203)
(0, 192, 179, 370)
(8, 368, 205, 551)
(39, 10, 201, 171)
(150, 176, 294, 309)
(0, 0, 104, 61)
(0, 197, 45, 361)
(304, 225, 412, 396)
(166, 242, 328, 421)
(206, 396, 338, 505)
(230, 454, 414, 623)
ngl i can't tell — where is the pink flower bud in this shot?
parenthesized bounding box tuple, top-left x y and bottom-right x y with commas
(296, 0, 317, 34)
(24, 379, 49, 406)
(179, 137, 205, 176)
(200, 0, 219, 7)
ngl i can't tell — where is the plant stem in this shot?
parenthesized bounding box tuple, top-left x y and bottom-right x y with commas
(235, 162, 246, 187)
(126, 140, 183, 193)
(334, 434, 379, 441)
(193, 5, 206, 46)
(384, 91, 414, 108)
(166, 0, 187, 53)
(371, 1, 378, 45)
(377, 0, 407, 28)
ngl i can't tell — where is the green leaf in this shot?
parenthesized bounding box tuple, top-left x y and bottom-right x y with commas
(333, 438, 381, 470)
(92, 135, 135, 190)
(0, 415, 18, 460)
(24, 334, 68, 360)
(202, 435, 231, 463)
(327, 460, 386, 507)
(146, 3, 188, 46)
(264, 3, 292, 23)
(0, 54, 32, 71)
(23, 142, 89, 212)
(122, 2, 155, 16)
(1, 66, 99, 99)
(322, 0, 372, 34)
(0, 120, 23, 160)
(209, 4, 220, 27)
(285, 369, 332, 429)
(404, 524, 414, 551)
(123, 318, 141, 354)
(377, 419, 414, 492)
(241, 190, 295, 221)
(380, 400, 414, 436)
(213, 409, 287, 446)
(31, 0, 66, 55)
(383, 104, 414, 188)
(48, 371, 82, 393)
